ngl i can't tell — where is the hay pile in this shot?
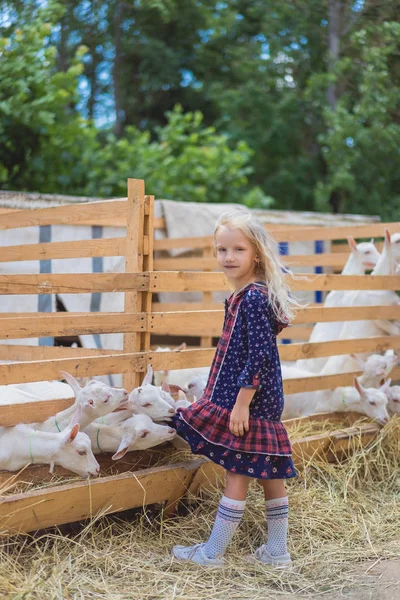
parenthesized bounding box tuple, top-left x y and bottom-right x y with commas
(0, 417, 399, 599)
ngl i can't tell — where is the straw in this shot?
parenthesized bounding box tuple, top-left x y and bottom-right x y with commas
(0, 417, 398, 599)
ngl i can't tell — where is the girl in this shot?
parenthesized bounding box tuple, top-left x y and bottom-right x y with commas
(171, 210, 298, 568)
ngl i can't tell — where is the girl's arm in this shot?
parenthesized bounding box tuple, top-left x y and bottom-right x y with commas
(230, 291, 273, 437)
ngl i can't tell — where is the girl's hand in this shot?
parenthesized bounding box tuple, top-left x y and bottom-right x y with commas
(229, 403, 250, 437)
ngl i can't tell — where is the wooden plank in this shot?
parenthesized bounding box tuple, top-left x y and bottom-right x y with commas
(278, 336, 400, 361)
(139, 195, 155, 364)
(1, 305, 399, 340)
(0, 272, 149, 294)
(0, 344, 398, 387)
(153, 253, 350, 271)
(0, 345, 124, 361)
(149, 272, 400, 292)
(1, 272, 399, 295)
(0, 200, 129, 230)
(0, 313, 146, 339)
(123, 179, 145, 391)
(292, 304, 400, 324)
(272, 222, 398, 243)
(0, 460, 199, 534)
(0, 398, 75, 426)
(0, 237, 126, 262)
(200, 246, 214, 348)
(0, 352, 147, 385)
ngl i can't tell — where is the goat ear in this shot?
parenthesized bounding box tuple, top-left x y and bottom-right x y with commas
(142, 365, 153, 386)
(384, 228, 391, 244)
(347, 236, 357, 252)
(112, 444, 130, 460)
(178, 389, 187, 400)
(161, 380, 171, 394)
(380, 378, 391, 393)
(65, 423, 80, 444)
(351, 354, 365, 369)
(370, 238, 374, 244)
(354, 377, 366, 397)
(60, 371, 81, 397)
(174, 342, 187, 351)
(69, 404, 82, 427)
(168, 384, 188, 395)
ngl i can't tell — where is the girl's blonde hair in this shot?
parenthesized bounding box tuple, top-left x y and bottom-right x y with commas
(214, 210, 299, 323)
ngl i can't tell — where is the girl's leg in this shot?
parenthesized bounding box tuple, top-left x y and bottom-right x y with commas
(172, 471, 251, 564)
(202, 472, 251, 559)
(256, 478, 290, 561)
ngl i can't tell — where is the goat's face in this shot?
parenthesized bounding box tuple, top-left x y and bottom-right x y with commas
(79, 380, 128, 416)
(187, 375, 207, 402)
(60, 371, 128, 416)
(355, 379, 391, 425)
(127, 384, 176, 420)
(112, 414, 176, 459)
(353, 241, 380, 270)
(56, 427, 100, 477)
(364, 353, 398, 382)
(386, 385, 400, 416)
(390, 232, 400, 265)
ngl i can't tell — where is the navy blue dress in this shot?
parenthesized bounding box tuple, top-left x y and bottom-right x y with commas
(171, 282, 296, 480)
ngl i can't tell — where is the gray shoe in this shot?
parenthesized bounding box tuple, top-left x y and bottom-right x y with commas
(247, 544, 292, 568)
(171, 543, 224, 567)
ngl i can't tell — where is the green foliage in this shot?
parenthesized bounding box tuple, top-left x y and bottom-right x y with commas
(314, 22, 400, 219)
(83, 106, 262, 205)
(0, 2, 90, 190)
(1, 1, 400, 217)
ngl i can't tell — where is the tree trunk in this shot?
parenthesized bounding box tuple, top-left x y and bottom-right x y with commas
(327, 0, 341, 111)
(113, 2, 124, 136)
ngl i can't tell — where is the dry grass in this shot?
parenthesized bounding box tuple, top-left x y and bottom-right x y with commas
(0, 417, 399, 600)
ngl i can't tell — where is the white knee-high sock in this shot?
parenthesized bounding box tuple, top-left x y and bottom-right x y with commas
(203, 495, 246, 559)
(265, 496, 289, 556)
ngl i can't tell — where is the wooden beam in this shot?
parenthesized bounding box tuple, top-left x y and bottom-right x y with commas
(278, 335, 400, 361)
(0, 345, 124, 361)
(0, 272, 149, 294)
(0, 200, 129, 230)
(0, 237, 127, 262)
(123, 179, 145, 391)
(0, 398, 75, 426)
(0, 313, 147, 339)
(0, 460, 199, 534)
(1, 272, 399, 295)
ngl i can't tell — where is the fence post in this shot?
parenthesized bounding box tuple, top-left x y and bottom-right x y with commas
(123, 179, 154, 391)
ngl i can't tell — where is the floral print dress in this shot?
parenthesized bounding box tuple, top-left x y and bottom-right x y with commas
(171, 282, 296, 480)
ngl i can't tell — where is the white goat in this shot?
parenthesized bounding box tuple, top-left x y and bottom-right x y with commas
(320, 230, 400, 375)
(0, 406, 100, 477)
(351, 350, 398, 388)
(153, 343, 211, 391)
(186, 374, 209, 402)
(283, 378, 391, 425)
(85, 414, 176, 459)
(295, 236, 381, 374)
(34, 372, 128, 432)
(385, 385, 400, 416)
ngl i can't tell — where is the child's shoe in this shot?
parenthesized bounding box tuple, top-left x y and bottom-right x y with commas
(171, 543, 224, 567)
(247, 544, 292, 568)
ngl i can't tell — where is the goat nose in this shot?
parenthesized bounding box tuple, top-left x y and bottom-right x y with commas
(96, 466, 100, 474)
(168, 428, 175, 434)
(168, 408, 176, 414)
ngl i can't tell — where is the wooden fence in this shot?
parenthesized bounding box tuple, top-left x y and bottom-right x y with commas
(0, 179, 399, 533)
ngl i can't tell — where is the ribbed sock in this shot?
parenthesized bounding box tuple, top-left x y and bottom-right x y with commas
(265, 496, 289, 556)
(203, 495, 246, 559)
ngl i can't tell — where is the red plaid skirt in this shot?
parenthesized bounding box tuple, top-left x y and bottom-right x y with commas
(177, 397, 292, 456)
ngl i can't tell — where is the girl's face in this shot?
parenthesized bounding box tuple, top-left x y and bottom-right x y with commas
(215, 226, 258, 289)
